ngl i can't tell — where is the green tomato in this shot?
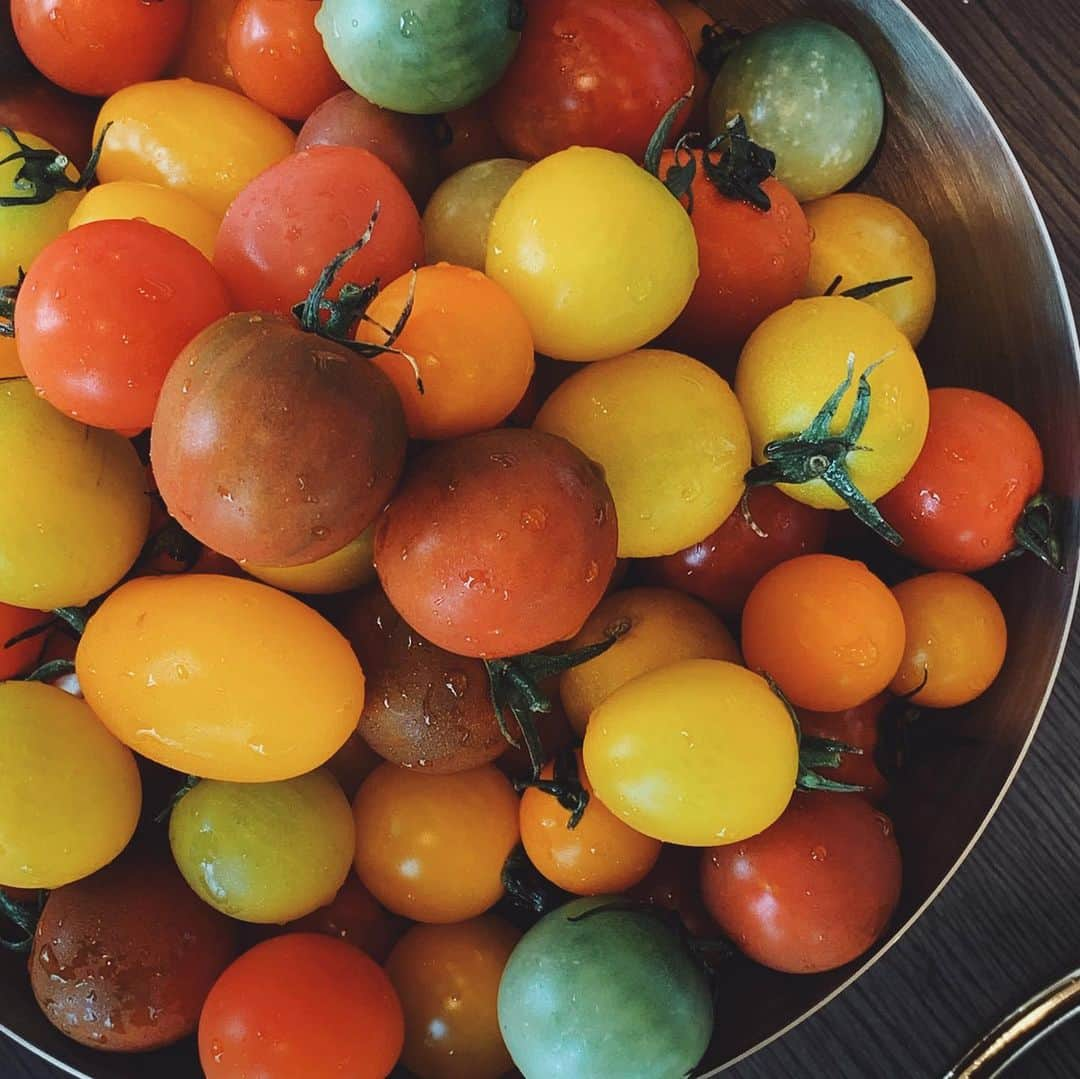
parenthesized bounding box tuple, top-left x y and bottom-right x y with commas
(709, 19, 883, 202)
(316, 0, 521, 115)
(497, 896, 713, 1079)
(169, 770, 355, 924)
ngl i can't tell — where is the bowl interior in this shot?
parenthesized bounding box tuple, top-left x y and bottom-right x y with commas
(2, 1, 1078, 1076)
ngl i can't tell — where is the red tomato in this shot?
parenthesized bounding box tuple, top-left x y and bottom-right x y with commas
(0, 602, 49, 680)
(437, 95, 508, 178)
(227, 0, 345, 121)
(877, 387, 1048, 571)
(298, 91, 440, 207)
(490, 0, 695, 161)
(645, 486, 828, 620)
(799, 694, 890, 803)
(11, 0, 190, 97)
(0, 76, 98, 169)
(15, 220, 232, 432)
(214, 146, 424, 316)
(199, 934, 404, 1078)
(701, 792, 902, 973)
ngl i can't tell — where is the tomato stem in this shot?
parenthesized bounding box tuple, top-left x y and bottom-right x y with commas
(154, 774, 200, 825)
(516, 745, 590, 829)
(698, 23, 744, 77)
(53, 606, 88, 636)
(1013, 492, 1064, 572)
(0, 123, 111, 208)
(824, 274, 915, 300)
(21, 658, 75, 683)
(500, 846, 570, 917)
(0, 889, 42, 953)
(3, 614, 57, 650)
(744, 352, 903, 546)
(700, 115, 776, 211)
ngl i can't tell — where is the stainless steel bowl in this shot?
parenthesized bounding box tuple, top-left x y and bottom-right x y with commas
(2, 0, 1078, 1075)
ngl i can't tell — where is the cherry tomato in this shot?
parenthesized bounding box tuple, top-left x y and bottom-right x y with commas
(77, 574, 365, 782)
(890, 572, 1007, 708)
(325, 727, 385, 799)
(342, 586, 506, 773)
(701, 791, 902, 973)
(0, 380, 150, 609)
(386, 917, 521, 1079)
(710, 19, 883, 201)
(151, 311, 407, 567)
(0, 681, 141, 889)
(661, 153, 811, 362)
(802, 193, 937, 345)
(584, 659, 798, 846)
(491, 0, 694, 161)
(535, 349, 750, 557)
(374, 428, 618, 658)
(316, 0, 521, 115)
(297, 90, 440, 206)
(486, 147, 698, 362)
(353, 763, 520, 923)
(521, 751, 661, 895)
(0, 602, 48, 680)
(69, 180, 221, 262)
(743, 554, 904, 712)
(170, 770, 355, 923)
(29, 848, 238, 1050)
(645, 486, 829, 621)
(95, 79, 295, 217)
(0, 77, 98, 169)
(877, 388, 1047, 572)
(422, 158, 528, 269)
(16, 220, 231, 431)
(199, 933, 404, 1079)
(172, 0, 242, 90)
(214, 146, 424, 316)
(358, 263, 534, 439)
(437, 95, 508, 177)
(11, 0, 190, 97)
(559, 587, 740, 737)
(629, 844, 718, 939)
(735, 296, 929, 513)
(246, 525, 377, 595)
(227, 0, 345, 120)
(799, 694, 889, 802)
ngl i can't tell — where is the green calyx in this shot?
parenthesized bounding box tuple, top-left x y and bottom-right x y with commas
(698, 23, 743, 77)
(1013, 492, 1064, 572)
(500, 845, 570, 917)
(0, 123, 112, 208)
(0, 889, 43, 952)
(0, 269, 23, 338)
(154, 774, 200, 825)
(140, 515, 202, 573)
(21, 658, 76, 684)
(824, 273, 915, 300)
(745, 352, 903, 546)
(517, 745, 590, 829)
(291, 202, 424, 394)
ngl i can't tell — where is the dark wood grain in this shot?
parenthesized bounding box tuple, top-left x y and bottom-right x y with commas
(2, 2, 1078, 1078)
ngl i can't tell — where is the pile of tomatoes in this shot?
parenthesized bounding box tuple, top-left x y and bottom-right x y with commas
(0, 1, 1062, 1077)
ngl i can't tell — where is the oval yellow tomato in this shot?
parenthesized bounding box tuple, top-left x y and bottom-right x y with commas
(94, 79, 295, 217)
(246, 525, 377, 595)
(69, 180, 221, 260)
(77, 574, 365, 782)
(802, 193, 936, 345)
(535, 349, 750, 556)
(583, 659, 797, 846)
(486, 147, 698, 362)
(0, 681, 141, 889)
(0, 380, 150, 608)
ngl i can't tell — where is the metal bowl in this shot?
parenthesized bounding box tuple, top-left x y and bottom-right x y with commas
(2, 0, 1078, 1075)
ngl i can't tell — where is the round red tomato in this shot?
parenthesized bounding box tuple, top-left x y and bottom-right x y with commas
(16, 220, 232, 432)
(199, 933, 404, 1078)
(646, 486, 828, 620)
(701, 791, 902, 973)
(799, 694, 889, 803)
(490, 0, 695, 161)
(214, 146, 424, 316)
(877, 387, 1050, 571)
(11, 0, 190, 97)
(437, 94, 508, 178)
(375, 428, 618, 658)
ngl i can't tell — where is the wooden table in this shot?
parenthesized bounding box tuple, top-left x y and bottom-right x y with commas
(4, 1, 1078, 1077)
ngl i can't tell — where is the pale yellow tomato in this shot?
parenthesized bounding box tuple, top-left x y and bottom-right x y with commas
(802, 193, 936, 345)
(486, 147, 698, 362)
(246, 525, 377, 595)
(535, 349, 750, 556)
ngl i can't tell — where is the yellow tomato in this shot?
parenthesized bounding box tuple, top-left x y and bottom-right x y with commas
(0, 681, 141, 889)
(535, 349, 750, 557)
(560, 587, 740, 737)
(69, 180, 221, 260)
(76, 574, 365, 782)
(486, 147, 698, 362)
(802, 193, 936, 345)
(94, 79, 295, 217)
(1, 130, 84, 283)
(246, 525, 377, 595)
(583, 659, 798, 846)
(423, 158, 529, 270)
(0, 381, 149, 608)
(735, 296, 929, 511)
